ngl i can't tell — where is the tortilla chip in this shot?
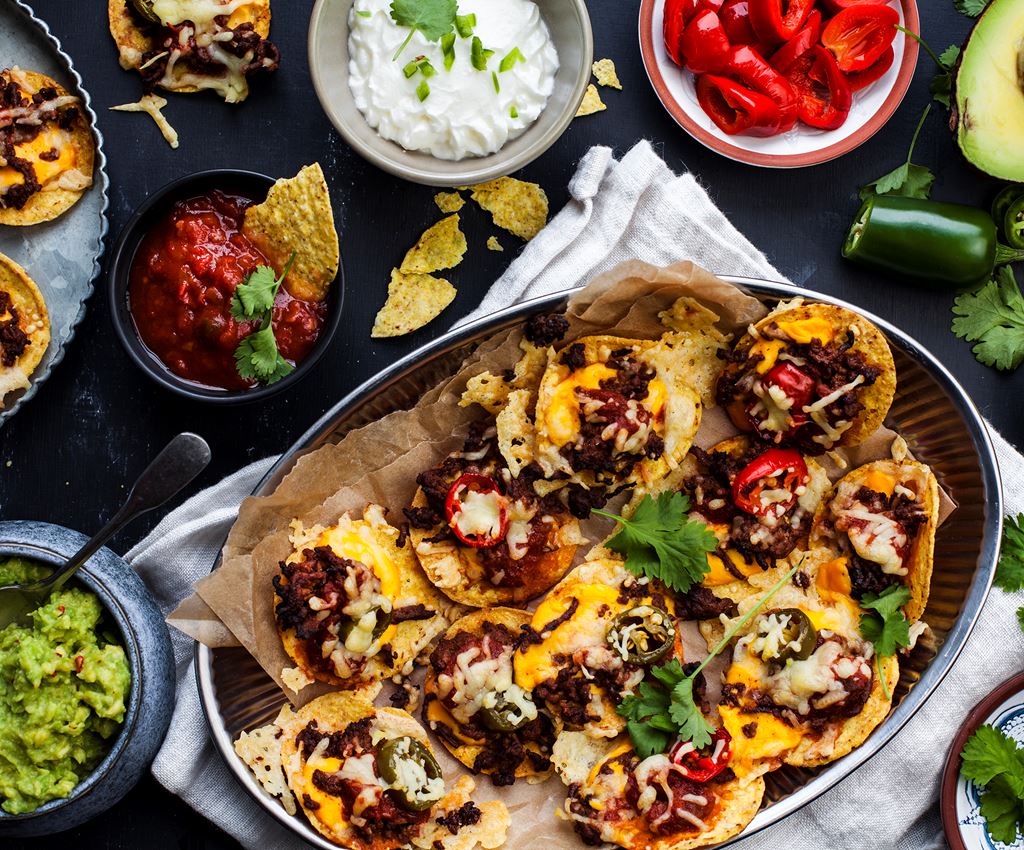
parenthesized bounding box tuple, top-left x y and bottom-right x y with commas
(592, 58, 622, 89)
(372, 269, 456, 338)
(434, 191, 465, 213)
(242, 163, 340, 303)
(486, 236, 503, 252)
(496, 388, 536, 475)
(409, 776, 510, 850)
(575, 84, 606, 117)
(400, 214, 467, 274)
(0, 252, 49, 410)
(466, 178, 548, 241)
(234, 705, 298, 815)
(460, 372, 513, 415)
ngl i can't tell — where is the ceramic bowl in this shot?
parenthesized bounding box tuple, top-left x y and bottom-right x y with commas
(0, 521, 175, 836)
(307, 0, 593, 186)
(107, 170, 345, 404)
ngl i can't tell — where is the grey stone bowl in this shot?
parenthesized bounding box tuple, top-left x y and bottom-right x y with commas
(0, 521, 175, 837)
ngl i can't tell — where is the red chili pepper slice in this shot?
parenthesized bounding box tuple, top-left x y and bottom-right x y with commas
(747, 361, 815, 439)
(681, 9, 733, 73)
(844, 44, 894, 91)
(696, 74, 784, 135)
(747, 0, 816, 46)
(444, 473, 509, 549)
(768, 9, 821, 73)
(670, 729, 732, 783)
(731, 448, 809, 518)
(821, 4, 900, 73)
(783, 44, 853, 129)
(721, 45, 798, 132)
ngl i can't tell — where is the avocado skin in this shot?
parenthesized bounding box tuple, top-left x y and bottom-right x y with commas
(953, 0, 1024, 183)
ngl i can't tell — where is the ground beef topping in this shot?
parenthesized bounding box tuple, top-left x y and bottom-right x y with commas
(436, 802, 482, 835)
(524, 313, 569, 347)
(0, 291, 30, 367)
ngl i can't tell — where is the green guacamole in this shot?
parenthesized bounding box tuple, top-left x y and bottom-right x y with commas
(0, 557, 131, 814)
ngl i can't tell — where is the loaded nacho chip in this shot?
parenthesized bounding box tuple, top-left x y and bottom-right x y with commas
(0, 252, 49, 409)
(372, 269, 457, 338)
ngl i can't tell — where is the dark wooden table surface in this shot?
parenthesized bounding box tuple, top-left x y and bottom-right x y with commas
(4, 0, 1014, 847)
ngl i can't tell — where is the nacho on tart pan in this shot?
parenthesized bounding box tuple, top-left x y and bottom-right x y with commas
(407, 423, 585, 607)
(423, 608, 557, 784)
(513, 558, 682, 739)
(0, 68, 94, 226)
(274, 505, 453, 690)
(552, 731, 766, 850)
(715, 302, 896, 453)
(280, 692, 509, 850)
(533, 334, 702, 494)
(0, 252, 49, 409)
(809, 458, 938, 622)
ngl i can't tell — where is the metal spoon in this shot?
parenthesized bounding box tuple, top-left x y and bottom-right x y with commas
(0, 432, 211, 630)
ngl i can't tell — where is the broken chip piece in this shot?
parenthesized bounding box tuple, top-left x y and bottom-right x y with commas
(486, 236, 503, 252)
(434, 191, 465, 214)
(400, 214, 468, 275)
(372, 269, 457, 338)
(467, 178, 548, 241)
(592, 58, 622, 90)
(575, 84, 607, 117)
(234, 705, 298, 816)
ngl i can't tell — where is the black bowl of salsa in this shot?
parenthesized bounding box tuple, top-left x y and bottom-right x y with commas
(107, 170, 343, 403)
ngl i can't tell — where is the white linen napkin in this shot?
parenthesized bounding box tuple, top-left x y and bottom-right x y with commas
(129, 140, 1022, 850)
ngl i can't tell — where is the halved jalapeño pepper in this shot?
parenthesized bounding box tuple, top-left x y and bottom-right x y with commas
(606, 605, 675, 666)
(1003, 195, 1024, 250)
(129, 0, 162, 23)
(376, 736, 443, 812)
(753, 608, 816, 663)
(479, 689, 535, 732)
(338, 604, 392, 649)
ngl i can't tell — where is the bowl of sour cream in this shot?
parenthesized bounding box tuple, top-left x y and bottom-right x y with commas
(308, 0, 592, 185)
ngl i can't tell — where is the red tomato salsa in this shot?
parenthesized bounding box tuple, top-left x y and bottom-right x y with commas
(128, 191, 326, 391)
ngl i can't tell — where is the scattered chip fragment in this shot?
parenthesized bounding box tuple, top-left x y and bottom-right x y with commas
(400, 214, 467, 274)
(466, 178, 548, 241)
(575, 84, 606, 117)
(372, 269, 457, 337)
(486, 236, 503, 252)
(592, 58, 622, 90)
(434, 191, 465, 213)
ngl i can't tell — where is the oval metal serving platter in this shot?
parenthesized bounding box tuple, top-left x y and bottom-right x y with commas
(197, 276, 1001, 847)
(0, 0, 110, 426)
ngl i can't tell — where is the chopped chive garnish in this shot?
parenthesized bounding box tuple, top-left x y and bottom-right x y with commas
(416, 80, 430, 101)
(441, 32, 456, 70)
(510, 103, 518, 118)
(403, 60, 418, 78)
(419, 60, 436, 78)
(499, 47, 525, 72)
(455, 13, 476, 37)
(355, 9, 371, 16)
(492, 70, 499, 92)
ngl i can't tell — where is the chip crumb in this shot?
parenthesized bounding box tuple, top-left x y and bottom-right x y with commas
(466, 178, 548, 241)
(400, 214, 467, 274)
(486, 236, 503, 252)
(575, 84, 606, 117)
(110, 94, 179, 149)
(372, 268, 457, 338)
(592, 58, 622, 90)
(434, 191, 465, 213)
(281, 665, 313, 693)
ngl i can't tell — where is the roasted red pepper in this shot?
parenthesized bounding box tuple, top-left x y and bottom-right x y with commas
(722, 45, 798, 131)
(719, 0, 758, 44)
(732, 448, 809, 518)
(748, 361, 815, 439)
(696, 74, 784, 135)
(768, 9, 821, 72)
(783, 44, 852, 129)
(681, 9, 732, 73)
(844, 44, 894, 91)
(821, 4, 900, 73)
(821, 0, 879, 11)
(664, 0, 723, 64)
(444, 473, 509, 548)
(748, 0, 816, 45)
(670, 730, 732, 782)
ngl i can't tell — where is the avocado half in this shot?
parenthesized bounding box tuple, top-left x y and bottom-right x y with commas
(953, 0, 1024, 183)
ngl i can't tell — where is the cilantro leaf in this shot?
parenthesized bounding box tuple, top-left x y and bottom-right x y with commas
(230, 265, 279, 320)
(669, 679, 714, 750)
(594, 492, 717, 594)
(938, 44, 961, 67)
(389, 0, 457, 60)
(996, 514, 1024, 592)
(895, 26, 958, 108)
(954, 0, 990, 17)
(859, 104, 935, 201)
(234, 325, 294, 384)
(961, 725, 1024, 845)
(859, 585, 912, 657)
(952, 266, 1024, 371)
(981, 776, 1024, 845)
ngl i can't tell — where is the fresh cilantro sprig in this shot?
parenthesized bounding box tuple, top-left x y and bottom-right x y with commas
(895, 27, 960, 109)
(996, 514, 1024, 593)
(593, 492, 717, 595)
(954, 0, 990, 17)
(618, 560, 803, 756)
(389, 0, 457, 61)
(230, 254, 295, 385)
(859, 103, 935, 202)
(953, 266, 1024, 372)
(961, 724, 1024, 844)
(858, 584, 912, 700)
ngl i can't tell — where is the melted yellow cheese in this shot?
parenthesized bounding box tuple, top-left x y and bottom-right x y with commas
(749, 339, 785, 374)
(426, 699, 485, 745)
(777, 317, 834, 345)
(816, 557, 852, 603)
(719, 705, 802, 777)
(301, 755, 345, 829)
(514, 583, 624, 690)
(150, 0, 252, 25)
(587, 743, 632, 787)
(704, 549, 761, 587)
(863, 469, 897, 497)
(0, 128, 76, 189)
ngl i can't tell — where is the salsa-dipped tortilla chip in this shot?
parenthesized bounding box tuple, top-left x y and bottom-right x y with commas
(716, 302, 896, 453)
(552, 732, 766, 849)
(0, 68, 94, 226)
(0, 252, 49, 409)
(423, 608, 557, 784)
(273, 505, 453, 690)
(279, 692, 510, 850)
(407, 423, 585, 607)
(809, 458, 938, 622)
(107, 0, 278, 103)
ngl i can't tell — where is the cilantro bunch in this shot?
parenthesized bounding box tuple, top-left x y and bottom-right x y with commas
(858, 584, 912, 699)
(962, 725, 1024, 844)
(952, 267, 1024, 372)
(230, 255, 295, 385)
(993, 513, 1024, 631)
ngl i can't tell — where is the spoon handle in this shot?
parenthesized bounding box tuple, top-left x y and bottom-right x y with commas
(45, 433, 212, 591)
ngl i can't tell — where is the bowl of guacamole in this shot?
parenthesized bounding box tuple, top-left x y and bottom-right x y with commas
(0, 521, 175, 836)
